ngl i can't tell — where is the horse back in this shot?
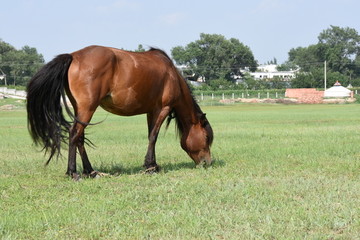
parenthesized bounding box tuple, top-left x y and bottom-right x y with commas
(67, 45, 182, 116)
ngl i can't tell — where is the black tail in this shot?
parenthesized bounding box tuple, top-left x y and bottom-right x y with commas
(26, 54, 73, 163)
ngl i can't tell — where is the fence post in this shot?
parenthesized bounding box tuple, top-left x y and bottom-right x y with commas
(242, 93, 244, 98)
(212, 93, 214, 100)
(232, 93, 234, 99)
(258, 92, 260, 99)
(267, 92, 269, 98)
(276, 92, 278, 98)
(222, 93, 225, 100)
(201, 93, 203, 101)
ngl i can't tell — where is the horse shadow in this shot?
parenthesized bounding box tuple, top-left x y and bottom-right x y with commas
(94, 158, 226, 176)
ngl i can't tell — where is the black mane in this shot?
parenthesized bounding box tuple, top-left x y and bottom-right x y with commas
(153, 48, 213, 146)
(148, 48, 198, 103)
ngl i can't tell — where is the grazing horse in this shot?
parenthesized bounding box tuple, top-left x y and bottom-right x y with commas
(27, 45, 213, 179)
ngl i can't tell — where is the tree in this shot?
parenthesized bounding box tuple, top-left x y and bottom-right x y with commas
(134, 44, 146, 52)
(0, 40, 15, 55)
(276, 61, 298, 71)
(288, 44, 322, 72)
(318, 25, 360, 74)
(0, 40, 44, 86)
(291, 71, 322, 88)
(287, 26, 360, 88)
(267, 57, 277, 65)
(171, 33, 257, 83)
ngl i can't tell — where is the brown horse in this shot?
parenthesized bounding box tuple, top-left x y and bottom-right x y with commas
(27, 45, 213, 179)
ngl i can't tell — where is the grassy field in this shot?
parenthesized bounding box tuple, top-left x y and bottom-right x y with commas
(1, 99, 359, 239)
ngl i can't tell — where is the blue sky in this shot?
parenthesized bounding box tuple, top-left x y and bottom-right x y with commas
(1, 0, 359, 64)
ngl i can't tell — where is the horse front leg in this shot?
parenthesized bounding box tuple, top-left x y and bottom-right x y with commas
(144, 113, 159, 172)
(144, 106, 171, 173)
(144, 135, 159, 173)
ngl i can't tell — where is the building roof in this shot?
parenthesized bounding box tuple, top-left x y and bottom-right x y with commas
(324, 81, 351, 97)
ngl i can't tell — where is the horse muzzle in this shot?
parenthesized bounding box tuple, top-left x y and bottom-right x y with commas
(195, 152, 212, 167)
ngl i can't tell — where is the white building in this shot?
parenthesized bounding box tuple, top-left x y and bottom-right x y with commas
(249, 64, 298, 81)
(177, 63, 299, 83)
(257, 64, 278, 72)
(324, 81, 353, 98)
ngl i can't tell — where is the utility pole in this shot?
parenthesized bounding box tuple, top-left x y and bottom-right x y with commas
(324, 60, 327, 90)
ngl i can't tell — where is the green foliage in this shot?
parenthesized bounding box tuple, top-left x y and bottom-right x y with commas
(276, 61, 298, 71)
(1, 103, 360, 239)
(208, 78, 233, 90)
(171, 33, 257, 83)
(318, 26, 360, 72)
(134, 44, 146, 52)
(291, 70, 323, 88)
(0, 39, 44, 86)
(193, 74, 288, 91)
(266, 57, 277, 65)
(288, 26, 360, 88)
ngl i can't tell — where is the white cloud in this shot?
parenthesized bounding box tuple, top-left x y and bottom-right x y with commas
(158, 12, 186, 25)
(96, 0, 140, 14)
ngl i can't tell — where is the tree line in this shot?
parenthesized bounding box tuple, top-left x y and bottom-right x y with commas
(278, 26, 360, 89)
(171, 26, 360, 90)
(0, 40, 44, 86)
(1, 25, 359, 89)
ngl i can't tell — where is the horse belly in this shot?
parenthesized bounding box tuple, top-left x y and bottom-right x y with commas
(99, 89, 151, 116)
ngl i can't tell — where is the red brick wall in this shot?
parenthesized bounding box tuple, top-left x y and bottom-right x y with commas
(285, 88, 324, 103)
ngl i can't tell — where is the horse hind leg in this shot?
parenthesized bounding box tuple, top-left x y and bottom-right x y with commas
(67, 122, 81, 180)
(77, 132, 109, 178)
(67, 110, 95, 180)
(77, 133, 96, 177)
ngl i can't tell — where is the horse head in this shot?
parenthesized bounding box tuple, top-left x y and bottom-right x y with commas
(181, 113, 213, 166)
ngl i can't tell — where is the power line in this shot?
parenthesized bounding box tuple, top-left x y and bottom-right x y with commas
(0, 62, 44, 67)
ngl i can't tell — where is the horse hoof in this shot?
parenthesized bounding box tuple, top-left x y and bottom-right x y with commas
(72, 173, 81, 181)
(87, 171, 109, 178)
(144, 166, 160, 174)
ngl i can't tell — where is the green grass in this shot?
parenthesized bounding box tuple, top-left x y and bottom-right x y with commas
(1, 99, 359, 239)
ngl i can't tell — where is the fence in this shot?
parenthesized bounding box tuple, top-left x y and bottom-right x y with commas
(0, 87, 27, 99)
(194, 91, 286, 103)
(195, 89, 360, 105)
(1, 87, 359, 104)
